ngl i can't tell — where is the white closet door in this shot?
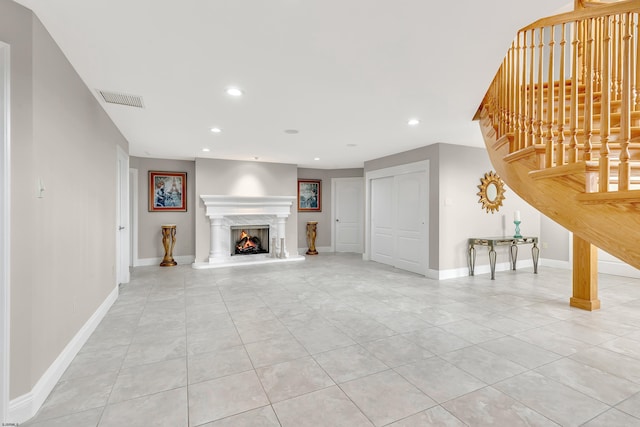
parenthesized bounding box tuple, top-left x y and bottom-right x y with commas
(394, 171, 427, 275)
(334, 178, 364, 253)
(371, 176, 394, 266)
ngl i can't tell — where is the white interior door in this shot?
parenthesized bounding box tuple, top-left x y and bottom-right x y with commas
(116, 146, 130, 285)
(0, 42, 9, 426)
(394, 171, 427, 274)
(333, 178, 363, 253)
(371, 176, 394, 265)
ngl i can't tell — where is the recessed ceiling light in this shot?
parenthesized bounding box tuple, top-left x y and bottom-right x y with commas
(226, 87, 243, 97)
(284, 129, 299, 134)
(210, 127, 222, 133)
(314, 157, 320, 161)
(202, 148, 210, 152)
(408, 118, 420, 126)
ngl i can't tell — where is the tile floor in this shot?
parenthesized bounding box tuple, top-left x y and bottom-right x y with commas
(22, 254, 640, 426)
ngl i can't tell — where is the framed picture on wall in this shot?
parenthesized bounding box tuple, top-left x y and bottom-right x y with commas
(149, 171, 187, 212)
(298, 179, 321, 212)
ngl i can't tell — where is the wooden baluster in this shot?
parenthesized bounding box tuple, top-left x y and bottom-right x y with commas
(570, 21, 580, 163)
(528, 28, 536, 147)
(631, 13, 640, 111)
(581, 20, 588, 84)
(521, 30, 529, 148)
(620, 12, 632, 191)
(499, 60, 505, 137)
(510, 41, 517, 145)
(546, 25, 556, 168)
(585, 18, 594, 161)
(636, 13, 640, 110)
(515, 35, 522, 151)
(616, 15, 623, 100)
(536, 27, 545, 147)
(600, 15, 612, 193)
(496, 67, 501, 135)
(595, 17, 602, 92)
(558, 23, 567, 167)
(507, 43, 513, 147)
(503, 54, 509, 138)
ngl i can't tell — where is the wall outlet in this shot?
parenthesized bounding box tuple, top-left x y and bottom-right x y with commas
(542, 242, 549, 249)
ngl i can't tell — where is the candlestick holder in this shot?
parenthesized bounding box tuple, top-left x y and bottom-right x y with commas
(514, 220, 522, 239)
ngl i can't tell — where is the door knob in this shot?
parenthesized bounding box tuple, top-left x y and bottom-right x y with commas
(119, 226, 125, 230)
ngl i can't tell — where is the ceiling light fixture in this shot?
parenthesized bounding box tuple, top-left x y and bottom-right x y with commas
(210, 127, 222, 133)
(408, 118, 420, 126)
(226, 87, 243, 97)
(202, 148, 210, 152)
(314, 157, 320, 161)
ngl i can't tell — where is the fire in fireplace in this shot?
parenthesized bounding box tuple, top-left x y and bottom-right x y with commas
(232, 226, 269, 255)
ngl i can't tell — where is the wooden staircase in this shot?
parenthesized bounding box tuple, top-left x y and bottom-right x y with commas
(477, 1, 640, 309)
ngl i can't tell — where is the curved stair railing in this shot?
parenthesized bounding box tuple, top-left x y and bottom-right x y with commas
(480, 1, 640, 193)
(477, 1, 640, 309)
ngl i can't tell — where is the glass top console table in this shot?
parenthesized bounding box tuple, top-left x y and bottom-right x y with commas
(468, 236, 539, 280)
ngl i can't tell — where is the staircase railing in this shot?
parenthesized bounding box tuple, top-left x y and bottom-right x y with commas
(479, 1, 640, 193)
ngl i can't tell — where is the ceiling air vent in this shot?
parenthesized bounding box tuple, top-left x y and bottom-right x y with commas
(97, 90, 144, 108)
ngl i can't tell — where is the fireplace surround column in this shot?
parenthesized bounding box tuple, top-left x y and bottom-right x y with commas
(209, 216, 226, 262)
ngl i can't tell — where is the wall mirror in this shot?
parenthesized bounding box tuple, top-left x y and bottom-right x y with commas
(477, 171, 506, 213)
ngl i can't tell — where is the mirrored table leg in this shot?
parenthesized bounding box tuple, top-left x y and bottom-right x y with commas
(532, 243, 540, 274)
(489, 248, 497, 280)
(468, 244, 476, 276)
(510, 243, 518, 270)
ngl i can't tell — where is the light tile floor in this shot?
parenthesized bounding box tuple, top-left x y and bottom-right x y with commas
(22, 254, 640, 426)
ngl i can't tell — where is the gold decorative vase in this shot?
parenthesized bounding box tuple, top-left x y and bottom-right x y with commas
(306, 221, 318, 255)
(160, 224, 177, 266)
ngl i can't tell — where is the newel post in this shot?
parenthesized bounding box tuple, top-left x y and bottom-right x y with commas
(570, 235, 600, 311)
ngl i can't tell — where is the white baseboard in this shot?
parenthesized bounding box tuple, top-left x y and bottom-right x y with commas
(134, 255, 195, 267)
(598, 260, 640, 278)
(8, 285, 119, 424)
(540, 258, 571, 270)
(431, 259, 536, 280)
(297, 246, 334, 254)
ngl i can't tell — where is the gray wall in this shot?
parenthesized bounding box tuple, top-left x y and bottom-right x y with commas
(365, 143, 541, 273)
(195, 158, 298, 262)
(365, 144, 441, 269)
(2, 0, 129, 399)
(540, 214, 570, 262)
(130, 157, 196, 261)
(296, 168, 363, 249)
(438, 144, 540, 270)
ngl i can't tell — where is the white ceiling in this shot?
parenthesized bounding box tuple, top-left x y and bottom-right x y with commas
(15, 0, 569, 168)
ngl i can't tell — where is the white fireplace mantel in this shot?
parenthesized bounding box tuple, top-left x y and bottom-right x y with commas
(193, 195, 304, 269)
(201, 195, 296, 218)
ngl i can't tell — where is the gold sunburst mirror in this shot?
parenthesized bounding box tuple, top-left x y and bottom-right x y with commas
(477, 171, 506, 213)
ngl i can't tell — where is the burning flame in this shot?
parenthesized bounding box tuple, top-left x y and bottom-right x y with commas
(238, 230, 257, 249)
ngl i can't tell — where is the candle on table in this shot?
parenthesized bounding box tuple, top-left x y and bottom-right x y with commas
(514, 211, 521, 222)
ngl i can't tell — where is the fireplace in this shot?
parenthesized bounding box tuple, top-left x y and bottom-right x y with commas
(194, 195, 304, 269)
(231, 226, 269, 255)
